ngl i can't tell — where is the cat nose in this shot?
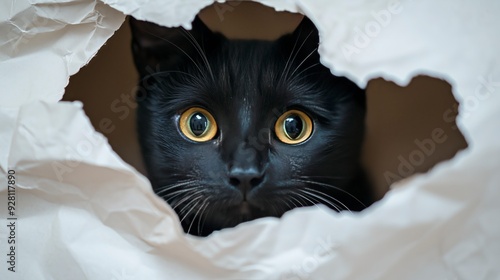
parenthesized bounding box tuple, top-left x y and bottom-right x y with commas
(228, 167, 265, 194)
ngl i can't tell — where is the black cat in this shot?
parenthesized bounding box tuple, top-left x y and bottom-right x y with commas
(130, 16, 373, 236)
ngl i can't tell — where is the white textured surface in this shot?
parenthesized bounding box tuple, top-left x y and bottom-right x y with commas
(0, 0, 124, 107)
(1, 0, 499, 279)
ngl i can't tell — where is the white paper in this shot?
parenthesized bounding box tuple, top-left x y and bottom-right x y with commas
(1, 0, 499, 279)
(0, 0, 124, 107)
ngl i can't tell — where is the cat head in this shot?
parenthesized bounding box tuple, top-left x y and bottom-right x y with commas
(130, 16, 370, 236)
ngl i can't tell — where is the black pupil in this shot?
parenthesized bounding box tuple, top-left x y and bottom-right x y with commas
(190, 113, 208, 136)
(284, 114, 303, 139)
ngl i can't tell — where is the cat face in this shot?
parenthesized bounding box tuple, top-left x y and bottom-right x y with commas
(130, 16, 371, 236)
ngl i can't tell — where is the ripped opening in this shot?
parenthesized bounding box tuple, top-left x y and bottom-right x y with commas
(363, 76, 468, 198)
(63, 2, 467, 236)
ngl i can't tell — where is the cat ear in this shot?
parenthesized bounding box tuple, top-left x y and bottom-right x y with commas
(293, 16, 319, 41)
(129, 16, 222, 77)
(280, 16, 321, 64)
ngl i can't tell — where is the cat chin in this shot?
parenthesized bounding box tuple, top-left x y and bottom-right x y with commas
(219, 200, 271, 219)
(180, 201, 279, 236)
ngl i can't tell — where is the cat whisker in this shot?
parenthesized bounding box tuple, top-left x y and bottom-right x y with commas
(163, 187, 202, 204)
(272, 197, 292, 215)
(171, 190, 204, 212)
(304, 187, 352, 213)
(280, 197, 294, 212)
(156, 180, 197, 196)
(174, 200, 196, 217)
(288, 62, 320, 84)
(288, 195, 306, 208)
(282, 194, 306, 211)
(142, 29, 208, 81)
(179, 195, 203, 224)
(161, 180, 198, 196)
(291, 191, 324, 210)
(178, 196, 202, 215)
(199, 208, 211, 236)
(179, 28, 215, 83)
(297, 189, 343, 212)
(272, 203, 283, 217)
(279, 29, 301, 86)
(288, 47, 318, 80)
(298, 175, 344, 180)
(196, 199, 210, 236)
(163, 173, 197, 178)
(143, 70, 198, 83)
(187, 198, 208, 234)
(262, 197, 281, 216)
(162, 185, 200, 202)
(294, 178, 366, 208)
(281, 29, 315, 84)
(289, 191, 309, 207)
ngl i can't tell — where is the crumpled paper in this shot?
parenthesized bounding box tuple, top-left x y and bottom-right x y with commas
(1, 0, 499, 279)
(0, 0, 124, 107)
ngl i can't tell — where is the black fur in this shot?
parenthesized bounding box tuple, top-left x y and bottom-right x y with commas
(130, 16, 373, 236)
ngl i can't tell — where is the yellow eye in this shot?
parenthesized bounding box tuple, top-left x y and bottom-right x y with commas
(275, 109, 313, 144)
(179, 107, 218, 142)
